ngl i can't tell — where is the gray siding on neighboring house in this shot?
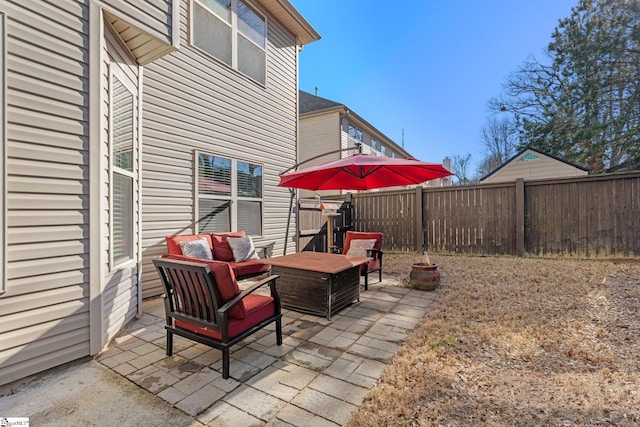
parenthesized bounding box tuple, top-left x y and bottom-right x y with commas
(299, 111, 341, 167)
(139, 1, 300, 298)
(297, 111, 341, 199)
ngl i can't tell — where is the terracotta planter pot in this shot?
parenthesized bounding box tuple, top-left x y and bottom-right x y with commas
(409, 263, 440, 290)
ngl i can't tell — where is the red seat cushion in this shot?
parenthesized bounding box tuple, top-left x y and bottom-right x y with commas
(343, 231, 382, 255)
(363, 258, 381, 274)
(228, 259, 270, 278)
(166, 234, 213, 256)
(211, 231, 245, 262)
(161, 254, 247, 319)
(174, 294, 276, 340)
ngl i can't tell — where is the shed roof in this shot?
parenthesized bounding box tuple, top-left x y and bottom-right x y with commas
(480, 146, 589, 181)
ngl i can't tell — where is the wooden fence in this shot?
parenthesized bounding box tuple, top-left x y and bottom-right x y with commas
(297, 196, 352, 252)
(319, 172, 640, 258)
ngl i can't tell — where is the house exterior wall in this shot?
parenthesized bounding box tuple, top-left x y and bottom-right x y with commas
(299, 111, 341, 167)
(482, 149, 588, 183)
(0, 0, 308, 386)
(0, 0, 94, 387)
(339, 116, 406, 159)
(138, 1, 300, 298)
(297, 111, 341, 199)
(0, 0, 175, 387)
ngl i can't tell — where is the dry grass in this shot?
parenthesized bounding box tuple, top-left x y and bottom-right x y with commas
(347, 253, 640, 426)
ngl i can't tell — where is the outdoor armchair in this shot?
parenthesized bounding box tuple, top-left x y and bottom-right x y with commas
(153, 258, 282, 379)
(334, 231, 383, 290)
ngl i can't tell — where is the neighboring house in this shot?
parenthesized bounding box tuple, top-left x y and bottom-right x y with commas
(480, 147, 589, 183)
(298, 90, 413, 196)
(0, 0, 318, 387)
(424, 156, 453, 187)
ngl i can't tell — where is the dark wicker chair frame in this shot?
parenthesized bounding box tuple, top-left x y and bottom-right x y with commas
(333, 231, 384, 290)
(153, 258, 282, 379)
(362, 247, 383, 289)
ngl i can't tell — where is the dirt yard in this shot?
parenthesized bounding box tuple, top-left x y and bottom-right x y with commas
(346, 253, 640, 426)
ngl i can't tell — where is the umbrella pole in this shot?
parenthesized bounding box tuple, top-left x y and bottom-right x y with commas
(326, 215, 334, 253)
(283, 188, 295, 255)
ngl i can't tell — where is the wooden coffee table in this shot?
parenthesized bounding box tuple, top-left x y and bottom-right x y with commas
(265, 251, 370, 319)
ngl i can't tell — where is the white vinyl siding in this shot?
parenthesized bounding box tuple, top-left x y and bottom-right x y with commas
(298, 112, 341, 167)
(0, 1, 92, 386)
(0, 0, 309, 386)
(140, 1, 298, 298)
(0, 0, 174, 387)
(297, 111, 341, 199)
(1, 11, 6, 295)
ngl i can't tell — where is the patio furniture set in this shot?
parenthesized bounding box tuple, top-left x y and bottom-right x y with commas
(152, 150, 451, 378)
(153, 230, 384, 378)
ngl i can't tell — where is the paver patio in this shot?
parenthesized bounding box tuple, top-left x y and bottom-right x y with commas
(97, 276, 437, 426)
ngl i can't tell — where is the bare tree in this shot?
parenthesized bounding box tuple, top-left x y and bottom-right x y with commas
(477, 116, 518, 177)
(451, 153, 472, 185)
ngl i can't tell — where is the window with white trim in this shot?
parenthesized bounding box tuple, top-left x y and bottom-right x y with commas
(110, 73, 135, 267)
(348, 124, 363, 142)
(192, 0, 267, 85)
(197, 152, 263, 236)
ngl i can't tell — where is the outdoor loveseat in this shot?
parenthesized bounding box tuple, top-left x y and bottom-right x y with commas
(163, 231, 271, 280)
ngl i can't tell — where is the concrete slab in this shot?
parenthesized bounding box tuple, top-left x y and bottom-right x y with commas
(0, 359, 201, 427)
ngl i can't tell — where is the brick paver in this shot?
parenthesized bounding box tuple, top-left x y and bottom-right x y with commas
(97, 275, 437, 425)
(292, 388, 357, 425)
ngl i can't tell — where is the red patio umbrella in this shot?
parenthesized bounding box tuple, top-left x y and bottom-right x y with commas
(278, 153, 453, 191)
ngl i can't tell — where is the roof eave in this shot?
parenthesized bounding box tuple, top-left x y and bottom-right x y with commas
(260, 0, 321, 45)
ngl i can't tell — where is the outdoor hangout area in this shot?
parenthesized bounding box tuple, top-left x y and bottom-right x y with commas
(98, 253, 639, 425)
(89, 167, 639, 425)
(4, 2, 640, 426)
(96, 259, 437, 425)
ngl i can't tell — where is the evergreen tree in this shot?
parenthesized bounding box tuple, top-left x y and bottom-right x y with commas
(492, 0, 640, 173)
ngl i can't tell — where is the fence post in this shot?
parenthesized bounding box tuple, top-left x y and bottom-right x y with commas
(416, 186, 424, 252)
(516, 178, 525, 257)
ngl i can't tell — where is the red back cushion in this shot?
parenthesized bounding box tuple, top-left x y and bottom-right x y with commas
(161, 254, 247, 319)
(211, 231, 245, 262)
(166, 234, 213, 256)
(343, 231, 383, 255)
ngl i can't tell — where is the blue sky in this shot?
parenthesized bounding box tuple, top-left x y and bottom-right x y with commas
(290, 1, 577, 175)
